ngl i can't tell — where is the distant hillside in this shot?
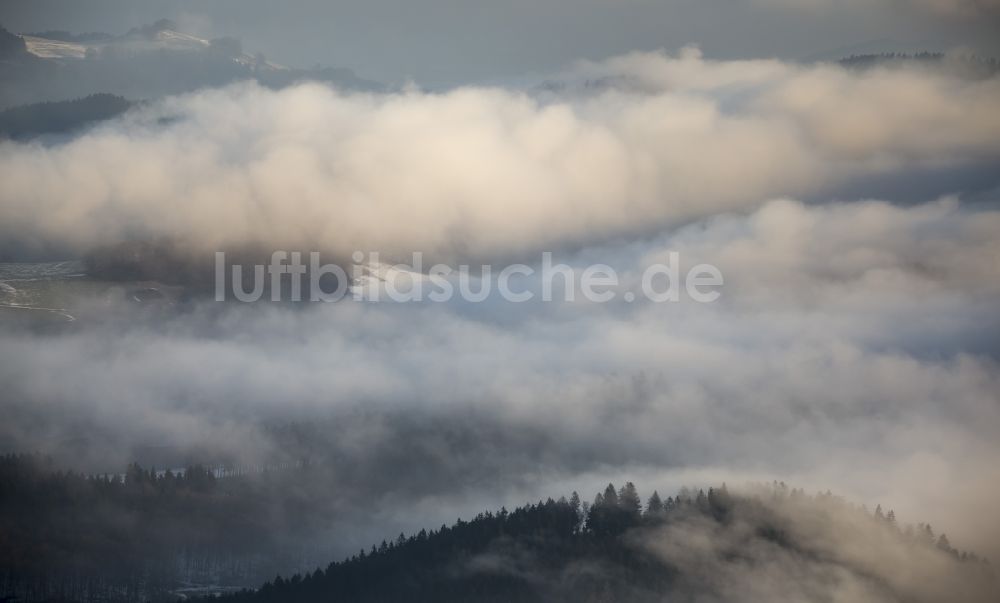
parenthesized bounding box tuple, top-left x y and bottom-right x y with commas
(227, 482, 995, 603)
(22, 30, 113, 44)
(0, 93, 131, 139)
(0, 454, 339, 602)
(0, 453, 995, 602)
(0, 25, 28, 59)
(0, 20, 382, 109)
(838, 52, 1000, 78)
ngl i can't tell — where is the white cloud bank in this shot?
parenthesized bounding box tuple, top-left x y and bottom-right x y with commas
(1, 48, 999, 570)
(1, 49, 998, 263)
(2, 196, 999, 559)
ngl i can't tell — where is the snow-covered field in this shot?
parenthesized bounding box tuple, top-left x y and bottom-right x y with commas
(20, 28, 281, 69)
(22, 36, 88, 59)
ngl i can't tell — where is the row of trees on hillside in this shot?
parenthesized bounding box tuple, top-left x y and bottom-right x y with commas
(0, 454, 329, 602)
(226, 481, 991, 603)
(0, 93, 132, 139)
(0, 453, 990, 603)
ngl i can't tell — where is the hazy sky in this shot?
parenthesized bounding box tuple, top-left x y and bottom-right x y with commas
(2, 0, 999, 85)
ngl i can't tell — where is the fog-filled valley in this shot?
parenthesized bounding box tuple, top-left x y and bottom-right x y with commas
(1, 1, 999, 601)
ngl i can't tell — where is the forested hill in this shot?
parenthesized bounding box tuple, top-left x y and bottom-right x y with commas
(0, 454, 336, 602)
(0, 453, 993, 602)
(0, 93, 132, 140)
(837, 52, 1000, 78)
(228, 483, 995, 603)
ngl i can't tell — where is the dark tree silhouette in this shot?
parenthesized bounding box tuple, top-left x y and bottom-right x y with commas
(0, 456, 991, 602)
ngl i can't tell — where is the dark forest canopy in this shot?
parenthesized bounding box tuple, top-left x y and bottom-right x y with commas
(0, 25, 27, 59)
(0, 454, 992, 602)
(0, 454, 333, 602)
(226, 481, 994, 603)
(837, 52, 1000, 78)
(0, 93, 132, 140)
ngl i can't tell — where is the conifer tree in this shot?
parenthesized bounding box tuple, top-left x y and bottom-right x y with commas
(645, 490, 664, 516)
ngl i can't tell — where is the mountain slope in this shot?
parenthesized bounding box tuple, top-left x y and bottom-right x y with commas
(227, 483, 995, 603)
(0, 20, 382, 110)
(0, 93, 131, 139)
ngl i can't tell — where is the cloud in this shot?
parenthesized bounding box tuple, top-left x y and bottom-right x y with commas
(2, 196, 998, 559)
(654, 197, 1000, 310)
(1, 49, 998, 264)
(1, 48, 999, 570)
(637, 486, 997, 602)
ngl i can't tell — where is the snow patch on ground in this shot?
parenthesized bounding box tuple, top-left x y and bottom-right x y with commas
(23, 36, 87, 59)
